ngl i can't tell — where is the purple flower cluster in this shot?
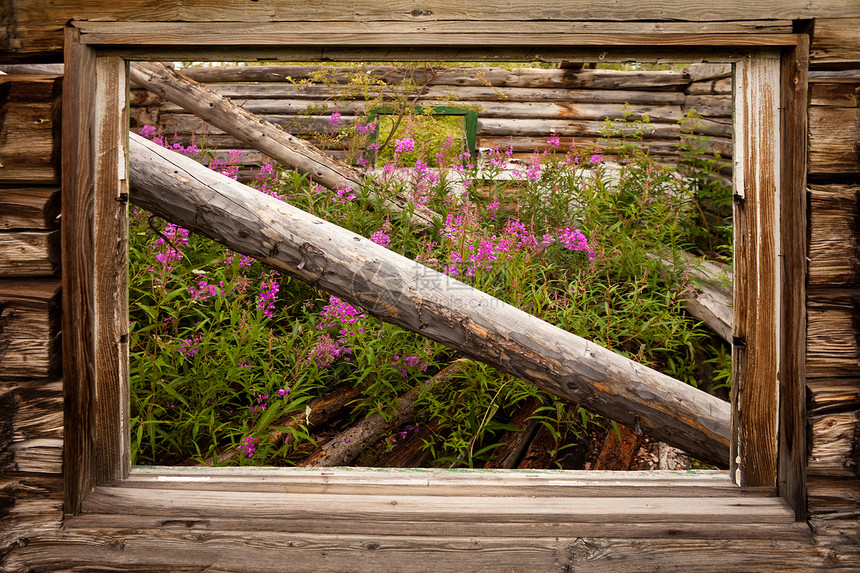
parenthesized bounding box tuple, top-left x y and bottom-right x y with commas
(370, 229, 391, 248)
(149, 223, 190, 273)
(188, 278, 225, 301)
(334, 182, 357, 203)
(249, 393, 268, 413)
(178, 333, 204, 358)
(238, 435, 258, 458)
(391, 354, 429, 378)
(395, 137, 415, 154)
(257, 274, 280, 318)
(306, 334, 351, 368)
(318, 296, 366, 335)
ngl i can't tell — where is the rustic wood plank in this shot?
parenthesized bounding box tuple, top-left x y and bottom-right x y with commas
(808, 379, 860, 416)
(809, 514, 860, 571)
(731, 54, 781, 488)
(808, 106, 860, 176)
(128, 131, 732, 465)
(778, 36, 808, 520)
(0, 75, 62, 185)
(1, 437, 63, 474)
(808, 184, 860, 287)
(0, 474, 64, 552)
(807, 410, 860, 478)
(807, 290, 860, 379)
(1, 526, 821, 573)
(176, 64, 693, 91)
(92, 55, 130, 486)
(0, 278, 61, 379)
(61, 26, 97, 515)
(82, 485, 799, 523)
(0, 230, 60, 276)
(810, 83, 859, 107)
(0, 188, 60, 230)
(0, 379, 62, 441)
(811, 18, 860, 66)
(74, 22, 802, 48)
(807, 476, 860, 514)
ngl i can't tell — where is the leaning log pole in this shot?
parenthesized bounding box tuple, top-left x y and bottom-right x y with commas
(128, 132, 731, 465)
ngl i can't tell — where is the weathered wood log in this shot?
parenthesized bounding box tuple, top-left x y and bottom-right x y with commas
(807, 410, 860, 478)
(208, 383, 361, 465)
(179, 64, 692, 91)
(0, 230, 60, 276)
(482, 396, 542, 469)
(128, 62, 438, 229)
(808, 184, 860, 287)
(808, 106, 860, 176)
(0, 278, 61, 379)
(0, 474, 64, 551)
(807, 378, 860, 416)
(648, 250, 733, 343)
(128, 131, 731, 465)
(0, 188, 60, 230)
(0, 74, 62, 185)
(593, 423, 646, 471)
(157, 99, 686, 123)
(301, 360, 465, 467)
(807, 291, 860, 378)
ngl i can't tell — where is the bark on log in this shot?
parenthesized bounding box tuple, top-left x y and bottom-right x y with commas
(128, 131, 731, 466)
(128, 62, 438, 229)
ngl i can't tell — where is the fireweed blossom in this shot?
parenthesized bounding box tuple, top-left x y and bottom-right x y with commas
(238, 435, 258, 458)
(395, 137, 415, 154)
(318, 296, 366, 335)
(306, 334, 351, 368)
(257, 275, 280, 318)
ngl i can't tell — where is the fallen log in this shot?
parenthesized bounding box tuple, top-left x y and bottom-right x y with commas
(128, 62, 438, 229)
(128, 131, 731, 466)
(300, 360, 466, 467)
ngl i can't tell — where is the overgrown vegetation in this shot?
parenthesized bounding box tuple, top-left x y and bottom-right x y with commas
(128, 70, 732, 468)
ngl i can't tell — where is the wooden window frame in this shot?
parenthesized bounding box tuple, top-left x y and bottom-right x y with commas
(61, 23, 809, 519)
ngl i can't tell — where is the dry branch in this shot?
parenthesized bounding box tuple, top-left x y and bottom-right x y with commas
(128, 132, 730, 465)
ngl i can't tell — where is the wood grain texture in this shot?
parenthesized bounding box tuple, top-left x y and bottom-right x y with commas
(778, 36, 809, 520)
(811, 18, 860, 66)
(0, 75, 62, 184)
(0, 474, 63, 553)
(808, 378, 860, 416)
(808, 410, 860, 478)
(808, 106, 860, 176)
(731, 55, 781, 488)
(0, 279, 61, 379)
(0, 188, 60, 230)
(92, 55, 129, 486)
(61, 26, 96, 515)
(808, 184, 860, 287)
(0, 230, 59, 276)
(806, 290, 860, 379)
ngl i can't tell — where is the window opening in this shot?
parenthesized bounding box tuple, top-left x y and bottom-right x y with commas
(126, 59, 734, 472)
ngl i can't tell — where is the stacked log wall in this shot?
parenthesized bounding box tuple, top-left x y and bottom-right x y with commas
(128, 63, 734, 173)
(0, 73, 65, 557)
(805, 64, 860, 568)
(0, 4, 859, 570)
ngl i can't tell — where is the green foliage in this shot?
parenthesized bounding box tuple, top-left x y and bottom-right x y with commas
(129, 92, 732, 468)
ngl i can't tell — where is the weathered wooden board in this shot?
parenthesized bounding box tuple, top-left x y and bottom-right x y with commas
(0, 278, 61, 379)
(808, 184, 860, 287)
(0, 75, 62, 184)
(0, 230, 60, 276)
(808, 106, 860, 176)
(807, 410, 860, 478)
(807, 291, 860, 378)
(0, 379, 63, 440)
(0, 188, 60, 230)
(807, 475, 860, 514)
(0, 474, 64, 552)
(808, 378, 860, 417)
(811, 18, 860, 66)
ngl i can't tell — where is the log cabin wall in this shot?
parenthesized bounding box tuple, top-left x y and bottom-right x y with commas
(1, 3, 860, 571)
(128, 63, 734, 174)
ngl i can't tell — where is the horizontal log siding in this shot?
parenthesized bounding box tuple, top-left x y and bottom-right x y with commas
(129, 63, 733, 173)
